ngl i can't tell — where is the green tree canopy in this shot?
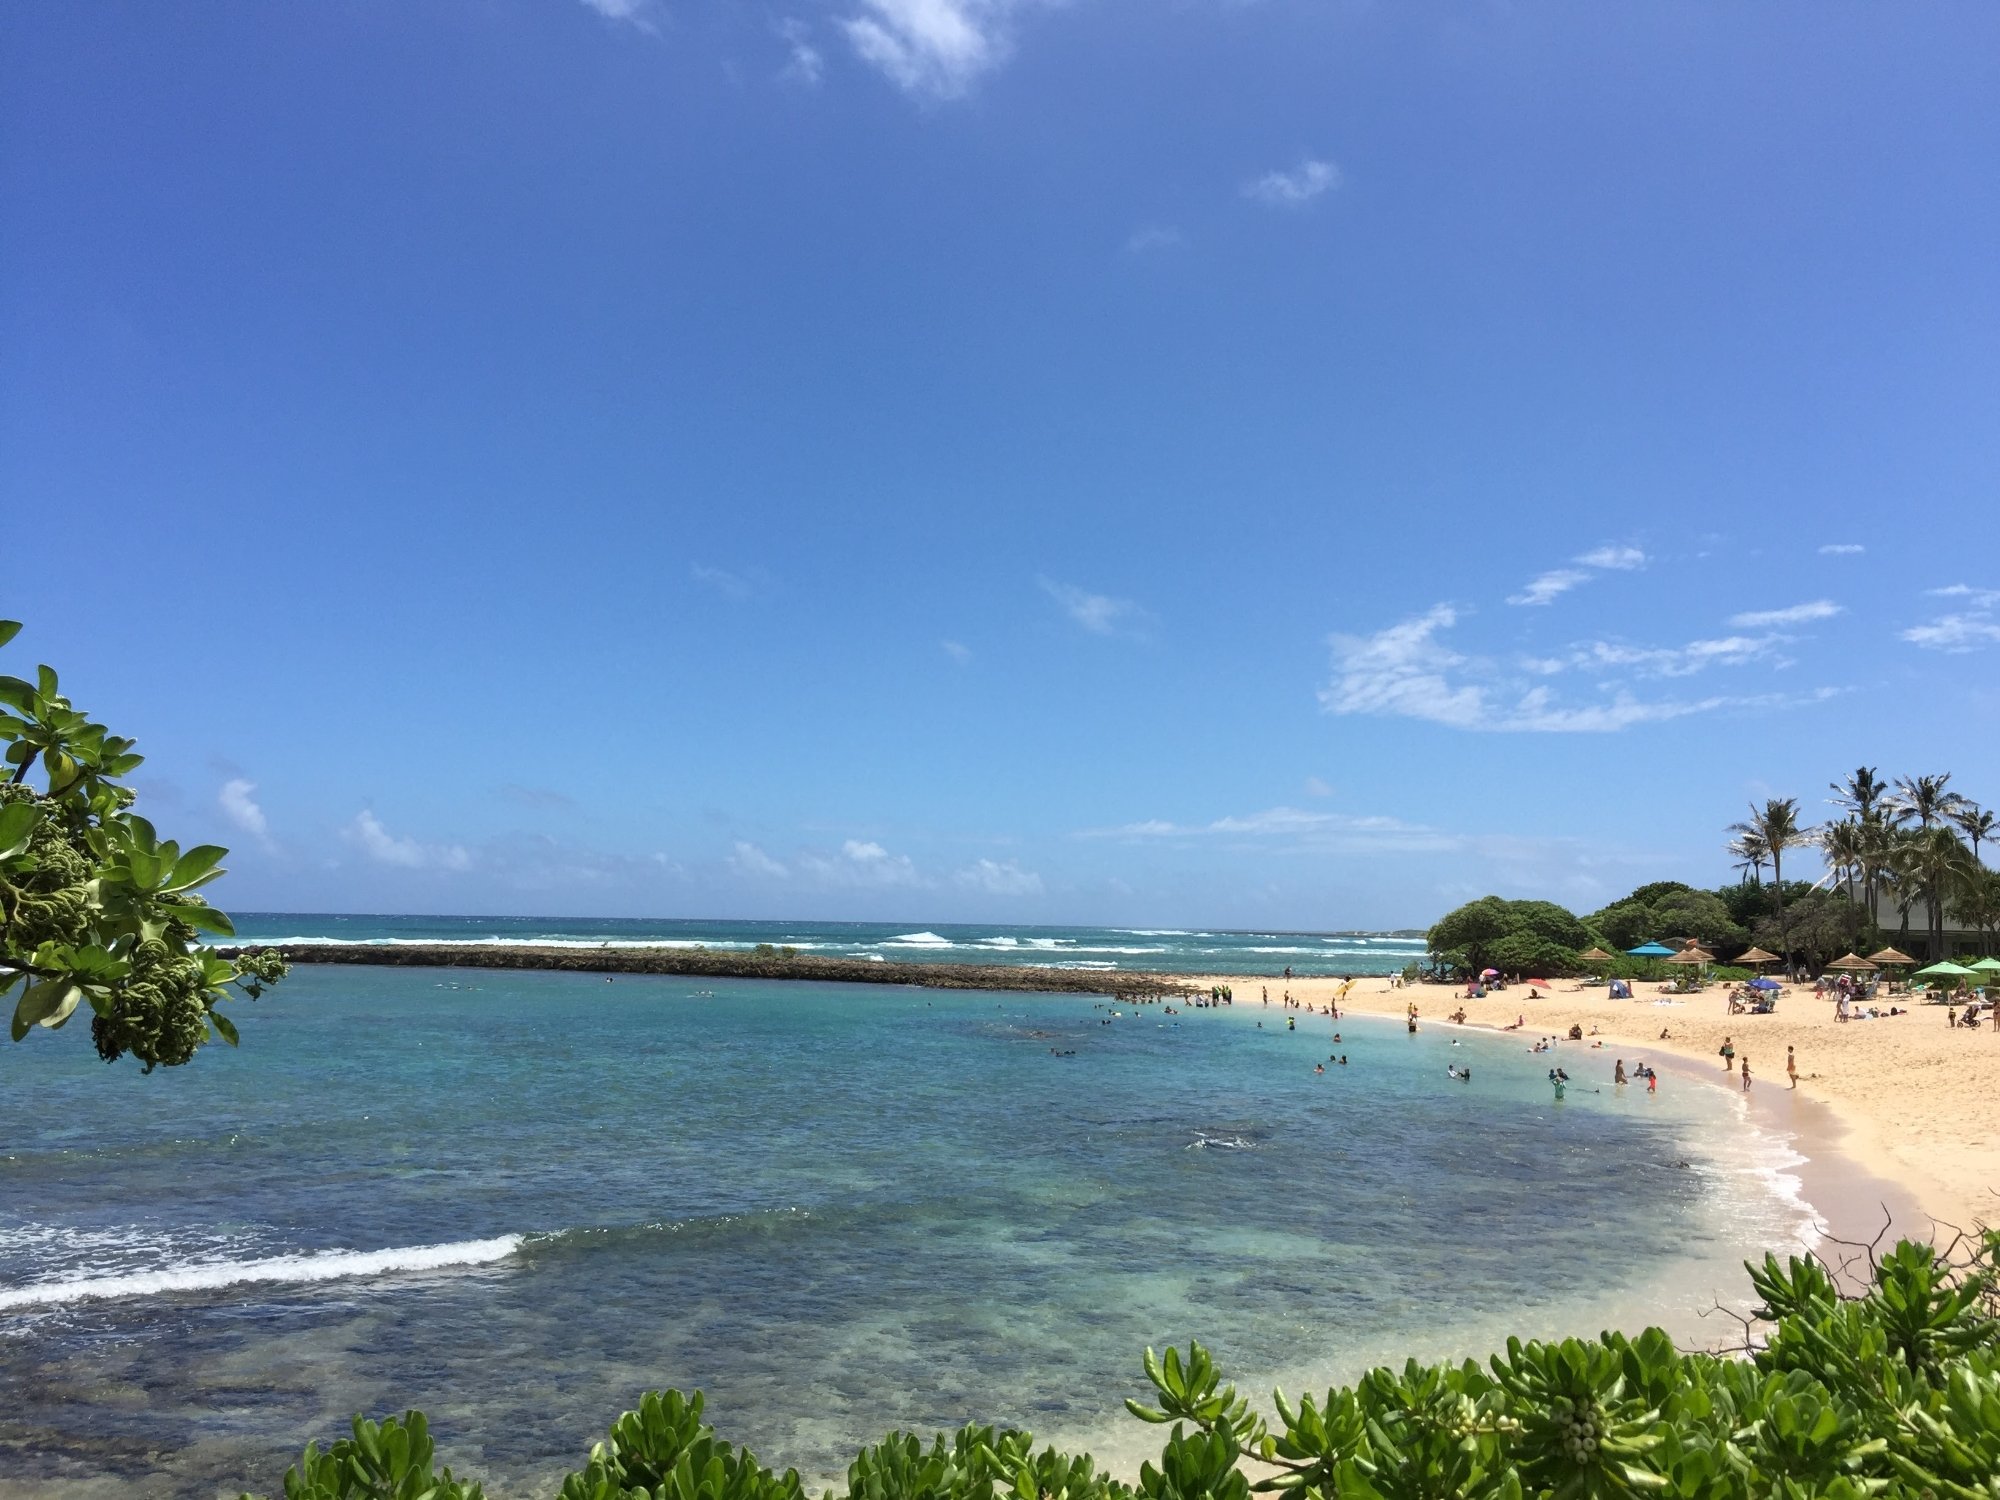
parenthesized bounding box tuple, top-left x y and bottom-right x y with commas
(1, 619, 283, 1070)
(1426, 897, 1587, 976)
(1588, 886, 1748, 956)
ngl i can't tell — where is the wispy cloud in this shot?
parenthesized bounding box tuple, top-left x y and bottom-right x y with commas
(800, 838, 923, 886)
(1303, 775, 1334, 798)
(349, 811, 470, 872)
(1728, 599, 1841, 628)
(1819, 543, 1866, 556)
(1082, 805, 1455, 855)
(776, 18, 824, 83)
(956, 857, 1043, 896)
(499, 783, 578, 812)
(941, 639, 972, 665)
(1903, 587, 2000, 652)
(218, 778, 272, 847)
(1507, 569, 1590, 607)
(576, 0, 660, 32)
(692, 564, 767, 601)
(1318, 605, 1767, 733)
(1038, 576, 1152, 637)
(728, 840, 789, 879)
(1243, 158, 1340, 207)
(1506, 545, 1647, 607)
(843, 0, 1010, 99)
(1125, 225, 1185, 254)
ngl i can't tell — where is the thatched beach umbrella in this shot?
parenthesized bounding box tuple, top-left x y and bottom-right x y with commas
(1664, 946, 1715, 966)
(1734, 946, 1780, 968)
(1579, 946, 1615, 965)
(1824, 953, 1876, 972)
(1866, 947, 1916, 968)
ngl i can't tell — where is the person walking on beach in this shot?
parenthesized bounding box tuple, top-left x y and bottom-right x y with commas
(1786, 1046, 1798, 1089)
(1720, 1036, 1735, 1072)
(1740, 1055, 1752, 1092)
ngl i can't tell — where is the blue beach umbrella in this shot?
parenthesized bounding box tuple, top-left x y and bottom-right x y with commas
(1626, 942, 1678, 958)
(1748, 977, 1781, 991)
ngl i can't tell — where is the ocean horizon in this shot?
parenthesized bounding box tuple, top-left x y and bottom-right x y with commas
(225, 914, 1432, 977)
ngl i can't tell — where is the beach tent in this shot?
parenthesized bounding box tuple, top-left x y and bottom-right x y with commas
(1866, 947, 1916, 968)
(1608, 979, 1632, 998)
(1824, 953, 1876, 972)
(1913, 961, 1975, 978)
(1734, 946, 1780, 968)
(1627, 942, 1677, 958)
(1749, 977, 1781, 991)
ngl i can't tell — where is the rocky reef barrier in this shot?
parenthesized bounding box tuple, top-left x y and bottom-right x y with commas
(218, 943, 1194, 998)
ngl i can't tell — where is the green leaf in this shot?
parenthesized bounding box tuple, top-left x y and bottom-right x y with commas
(13, 979, 82, 1039)
(168, 903, 235, 937)
(168, 845, 228, 892)
(0, 620, 21, 650)
(0, 676, 33, 713)
(0, 800, 39, 858)
(36, 664, 58, 699)
(211, 1011, 240, 1046)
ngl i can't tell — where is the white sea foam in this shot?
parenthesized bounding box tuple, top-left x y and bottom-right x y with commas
(0, 1235, 524, 1312)
(885, 932, 953, 948)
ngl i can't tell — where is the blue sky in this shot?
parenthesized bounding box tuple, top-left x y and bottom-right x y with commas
(4, 1, 1996, 929)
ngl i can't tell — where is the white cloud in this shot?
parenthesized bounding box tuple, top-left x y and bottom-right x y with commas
(843, 0, 1010, 99)
(1302, 775, 1333, 798)
(349, 811, 470, 872)
(955, 857, 1043, 896)
(729, 840, 789, 879)
(1319, 605, 1752, 733)
(1507, 569, 1590, 607)
(1038, 576, 1152, 637)
(800, 838, 923, 886)
(777, 18, 824, 83)
(1728, 599, 1841, 628)
(1126, 225, 1185, 254)
(576, 0, 660, 31)
(218, 778, 269, 842)
(1819, 543, 1866, 556)
(1902, 589, 2000, 652)
(1244, 158, 1340, 207)
(941, 639, 972, 665)
(1083, 806, 1455, 855)
(1575, 545, 1647, 570)
(692, 564, 759, 601)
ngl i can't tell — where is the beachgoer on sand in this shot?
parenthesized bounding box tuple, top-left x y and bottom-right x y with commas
(1786, 1046, 1798, 1089)
(1720, 1037, 1735, 1071)
(1740, 1055, 1752, 1092)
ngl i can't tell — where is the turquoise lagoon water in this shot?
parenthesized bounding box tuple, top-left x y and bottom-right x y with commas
(1, 966, 1812, 1496)
(226, 913, 1431, 976)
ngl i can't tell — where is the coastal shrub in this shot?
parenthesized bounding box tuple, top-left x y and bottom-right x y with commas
(0, 619, 284, 1069)
(242, 1233, 2000, 1500)
(1426, 897, 1588, 977)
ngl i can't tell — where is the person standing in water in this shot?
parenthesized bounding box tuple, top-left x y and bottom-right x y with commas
(1740, 1054, 1752, 1092)
(1786, 1046, 1798, 1089)
(1720, 1036, 1736, 1072)
(1614, 1059, 1627, 1085)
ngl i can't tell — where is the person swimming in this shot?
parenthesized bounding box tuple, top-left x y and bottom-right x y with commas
(1446, 1065, 1470, 1082)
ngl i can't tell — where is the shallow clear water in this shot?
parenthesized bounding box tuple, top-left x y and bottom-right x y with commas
(225, 913, 1431, 976)
(0, 967, 1810, 1496)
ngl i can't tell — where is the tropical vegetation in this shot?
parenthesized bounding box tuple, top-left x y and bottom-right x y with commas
(0, 619, 284, 1069)
(245, 1230, 2000, 1500)
(1429, 766, 1998, 976)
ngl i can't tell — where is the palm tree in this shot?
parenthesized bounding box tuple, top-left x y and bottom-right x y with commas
(1949, 803, 1995, 866)
(1726, 830, 1770, 886)
(1817, 819, 1865, 906)
(1830, 766, 1892, 923)
(1829, 766, 1889, 824)
(1903, 825, 1977, 960)
(1956, 868, 2000, 952)
(1729, 798, 1813, 973)
(1888, 772, 1968, 832)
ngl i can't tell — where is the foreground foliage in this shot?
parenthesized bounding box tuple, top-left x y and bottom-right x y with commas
(246, 1232, 2000, 1500)
(0, 619, 284, 1069)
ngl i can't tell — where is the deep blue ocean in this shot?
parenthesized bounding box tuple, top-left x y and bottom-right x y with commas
(225, 914, 1431, 976)
(0, 965, 1811, 1497)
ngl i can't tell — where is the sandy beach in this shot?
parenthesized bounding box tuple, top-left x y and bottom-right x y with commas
(1189, 973, 1998, 1238)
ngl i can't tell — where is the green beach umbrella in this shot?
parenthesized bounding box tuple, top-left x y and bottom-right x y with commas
(1914, 961, 1975, 978)
(1970, 958, 2000, 973)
